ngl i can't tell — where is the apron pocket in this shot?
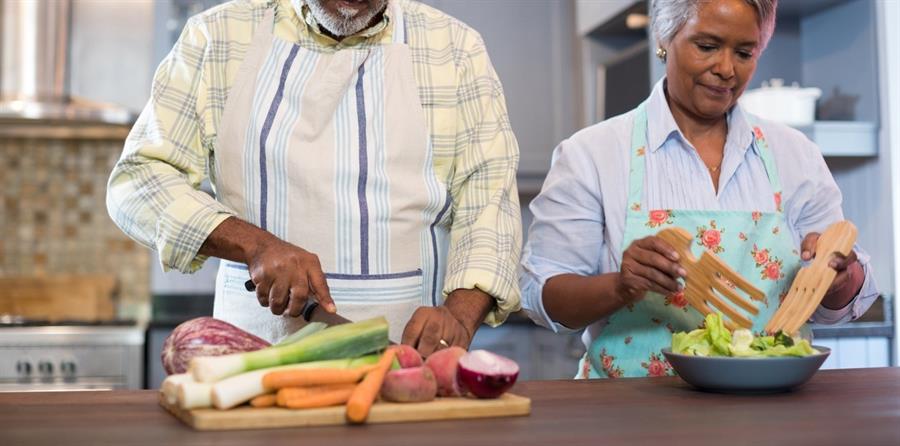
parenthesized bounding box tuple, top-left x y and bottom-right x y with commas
(326, 269, 424, 342)
(221, 262, 253, 294)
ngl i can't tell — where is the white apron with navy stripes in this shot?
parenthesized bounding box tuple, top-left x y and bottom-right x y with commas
(211, 3, 450, 344)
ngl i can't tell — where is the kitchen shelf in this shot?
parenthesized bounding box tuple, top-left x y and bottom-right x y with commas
(776, 0, 847, 19)
(797, 121, 878, 157)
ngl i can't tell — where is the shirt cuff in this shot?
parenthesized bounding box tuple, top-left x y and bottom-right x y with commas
(155, 191, 235, 273)
(811, 260, 878, 325)
(520, 264, 578, 334)
(442, 266, 521, 327)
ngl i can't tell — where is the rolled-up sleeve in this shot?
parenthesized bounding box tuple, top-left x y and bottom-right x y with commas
(441, 30, 522, 326)
(520, 139, 606, 333)
(786, 132, 879, 324)
(811, 252, 878, 324)
(106, 18, 235, 273)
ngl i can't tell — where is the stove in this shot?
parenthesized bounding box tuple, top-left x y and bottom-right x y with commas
(0, 318, 144, 392)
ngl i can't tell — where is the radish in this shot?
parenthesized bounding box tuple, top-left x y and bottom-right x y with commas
(393, 344, 424, 368)
(380, 367, 437, 402)
(456, 350, 519, 399)
(424, 346, 466, 397)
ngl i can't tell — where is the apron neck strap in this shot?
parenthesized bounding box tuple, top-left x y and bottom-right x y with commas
(626, 101, 650, 210)
(744, 114, 784, 210)
(627, 102, 785, 213)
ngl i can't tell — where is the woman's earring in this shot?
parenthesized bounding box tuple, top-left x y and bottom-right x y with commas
(656, 47, 667, 62)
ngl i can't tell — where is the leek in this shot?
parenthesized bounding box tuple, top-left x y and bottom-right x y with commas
(274, 321, 326, 346)
(191, 317, 389, 383)
(161, 373, 192, 405)
(178, 381, 213, 409)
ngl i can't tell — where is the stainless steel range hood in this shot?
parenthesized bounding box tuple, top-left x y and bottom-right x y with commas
(0, 0, 134, 124)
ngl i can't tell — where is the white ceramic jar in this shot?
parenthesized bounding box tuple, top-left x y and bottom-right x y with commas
(739, 79, 822, 127)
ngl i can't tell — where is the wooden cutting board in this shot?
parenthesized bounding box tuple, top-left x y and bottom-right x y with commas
(159, 392, 530, 430)
(0, 274, 117, 321)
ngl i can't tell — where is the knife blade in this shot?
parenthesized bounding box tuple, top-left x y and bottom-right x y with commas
(245, 279, 351, 324)
(245, 279, 395, 344)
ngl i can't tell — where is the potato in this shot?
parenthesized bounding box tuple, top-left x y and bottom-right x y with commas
(380, 367, 438, 403)
(424, 346, 466, 397)
(392, 344, 424, 368)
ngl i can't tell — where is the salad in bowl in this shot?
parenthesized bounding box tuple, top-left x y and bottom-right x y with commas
(663, 314, 829, 393)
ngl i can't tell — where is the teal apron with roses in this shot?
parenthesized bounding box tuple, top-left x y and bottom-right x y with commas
(580, 102, 802, 379)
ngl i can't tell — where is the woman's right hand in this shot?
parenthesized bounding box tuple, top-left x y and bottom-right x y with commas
(246, 238, 336, 317)
(616, 236, 687, 304)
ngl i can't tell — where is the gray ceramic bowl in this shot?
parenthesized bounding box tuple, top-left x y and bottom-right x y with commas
(661, 346, 830, 394)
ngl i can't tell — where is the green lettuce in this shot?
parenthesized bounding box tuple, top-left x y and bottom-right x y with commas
(671, 313, 818, 358)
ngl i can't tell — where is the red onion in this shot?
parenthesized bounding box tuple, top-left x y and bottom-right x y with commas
(457, 350, 519, 399)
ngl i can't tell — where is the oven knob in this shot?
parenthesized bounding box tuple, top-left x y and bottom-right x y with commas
(60, 361, 77, 376)
(15, 361, 32, 377)
(38, 361, 54, 375)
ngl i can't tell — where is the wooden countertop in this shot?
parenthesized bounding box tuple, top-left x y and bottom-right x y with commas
(2, 368, 899, 445)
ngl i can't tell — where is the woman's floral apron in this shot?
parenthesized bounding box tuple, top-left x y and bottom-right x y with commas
(580, 103, 803, 378)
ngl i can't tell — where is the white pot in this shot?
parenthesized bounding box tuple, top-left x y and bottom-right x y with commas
(738, 79, 822, 127)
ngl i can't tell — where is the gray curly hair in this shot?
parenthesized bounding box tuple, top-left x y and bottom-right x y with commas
(651, 0, 778, 51)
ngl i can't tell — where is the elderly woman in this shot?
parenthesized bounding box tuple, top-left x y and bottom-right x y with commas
(520, 0, 878, 378)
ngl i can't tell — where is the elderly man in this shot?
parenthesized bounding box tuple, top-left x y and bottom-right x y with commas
(107, 0, 521, 356)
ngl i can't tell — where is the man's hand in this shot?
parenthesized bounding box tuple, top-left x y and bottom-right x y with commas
(401, 288, 494, 357)
(246, 237, 336, 317)
(800, 232, 864, 310)
(199, 216, 336, 317)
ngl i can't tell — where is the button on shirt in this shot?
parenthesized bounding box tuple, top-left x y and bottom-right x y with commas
(107, 0, 522, 325)
(520, 80, 878, 345)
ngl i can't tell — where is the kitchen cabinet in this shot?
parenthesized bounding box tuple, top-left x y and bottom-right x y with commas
(752, 0, 881, 157)
(580, 0, 883, 157)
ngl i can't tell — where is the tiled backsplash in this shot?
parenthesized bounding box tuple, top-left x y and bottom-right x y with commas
(0, 133, 150, 321)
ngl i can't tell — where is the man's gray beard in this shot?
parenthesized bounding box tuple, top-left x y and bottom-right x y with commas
(306, 0, 388, 37)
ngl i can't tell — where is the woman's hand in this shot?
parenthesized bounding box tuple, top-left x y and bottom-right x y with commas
(616, 236, 687, 304)
(246, 238, 336, 317)
(800, 232, 864, 309)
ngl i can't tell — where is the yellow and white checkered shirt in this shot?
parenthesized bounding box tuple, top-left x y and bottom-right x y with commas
(107, 0, 521, 324)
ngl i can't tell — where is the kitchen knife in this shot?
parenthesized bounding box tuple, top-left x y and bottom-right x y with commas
(246, 279, 395, 343)
(245, 279, 350, 323)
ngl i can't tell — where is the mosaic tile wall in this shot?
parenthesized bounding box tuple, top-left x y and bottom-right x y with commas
(0, 135, 150, 321)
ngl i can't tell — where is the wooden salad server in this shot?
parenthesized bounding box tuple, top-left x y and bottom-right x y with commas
(656, 227, 766, 331)
(766, 220, 857, 335)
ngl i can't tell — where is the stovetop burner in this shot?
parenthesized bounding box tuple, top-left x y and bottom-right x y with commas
(0, 315, 138, 327)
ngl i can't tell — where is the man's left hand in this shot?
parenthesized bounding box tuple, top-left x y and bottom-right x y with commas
(401, 288, 494, 357)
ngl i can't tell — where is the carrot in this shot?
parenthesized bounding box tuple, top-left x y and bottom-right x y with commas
(262, 365, 376, 390)
(346, 348, 396, 423)
(283, 387, 355, 410)
(249, 394, 277, 408)
(275, 383, 356, 407)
